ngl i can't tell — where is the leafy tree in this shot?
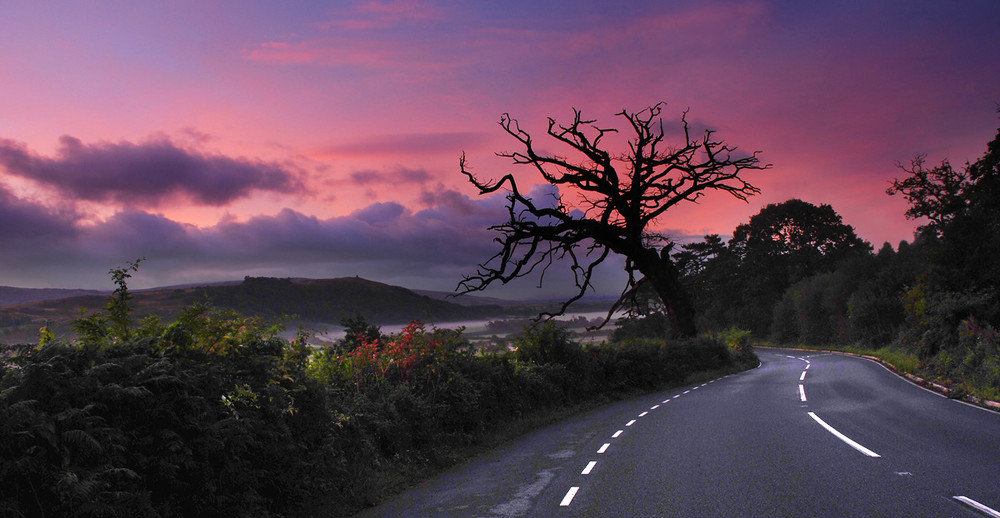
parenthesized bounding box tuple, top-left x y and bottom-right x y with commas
(889, 127, 1000, 298)
(673, 234, 741, 331)
(726, 199, 870, 334)
(72, 258, 144, 346)
(887, 155, 975, 238)
(338, 313, 382, 352)
(458, 103, 770, 337)
(730, 199, 870, 280)
(106, 258, 143, 341)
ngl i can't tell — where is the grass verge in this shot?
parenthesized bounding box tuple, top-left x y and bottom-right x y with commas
(759, 342, 1000, 411)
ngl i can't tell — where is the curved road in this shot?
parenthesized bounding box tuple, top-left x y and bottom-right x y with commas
(358, 349, 1000, 517)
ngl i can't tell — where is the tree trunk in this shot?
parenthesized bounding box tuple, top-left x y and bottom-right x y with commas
(638, 248, 698, 338)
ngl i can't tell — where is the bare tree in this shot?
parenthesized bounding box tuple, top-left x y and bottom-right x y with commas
(457, 103, 769, 337)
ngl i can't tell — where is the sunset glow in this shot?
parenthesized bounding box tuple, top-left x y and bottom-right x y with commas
(1, 1, 998, 296)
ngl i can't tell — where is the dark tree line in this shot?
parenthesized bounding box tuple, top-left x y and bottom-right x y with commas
(668, 124, 1000, 395)
(673, 198, 871, 336)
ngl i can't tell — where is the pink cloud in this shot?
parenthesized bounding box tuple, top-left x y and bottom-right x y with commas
(314, 131, 491, 159)
(315, 0, 443, 30)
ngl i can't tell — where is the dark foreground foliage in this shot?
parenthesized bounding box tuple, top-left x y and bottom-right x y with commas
(0, 315, 755, 517)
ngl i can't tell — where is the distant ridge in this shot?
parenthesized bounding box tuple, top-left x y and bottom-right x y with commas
(0, 287, 105, 307)
(0, 276, 507, 345)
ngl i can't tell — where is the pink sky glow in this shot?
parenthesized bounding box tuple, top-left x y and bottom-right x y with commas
(0, 0, 998, 298)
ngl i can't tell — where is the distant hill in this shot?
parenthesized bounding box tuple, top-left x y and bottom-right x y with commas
(0, 286, 105, 307)
(188, 276, 502, 324)
(0, 276, 507, 345)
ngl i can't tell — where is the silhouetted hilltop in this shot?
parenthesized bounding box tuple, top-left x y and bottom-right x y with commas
(190, 276, 499, 324)
(0, 276, 504, 344)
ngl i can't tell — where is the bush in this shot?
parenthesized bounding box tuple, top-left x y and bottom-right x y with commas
(1, 306, 758, 517)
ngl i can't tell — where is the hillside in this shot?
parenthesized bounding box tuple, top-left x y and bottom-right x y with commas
(0, 286, 105, 306)
(0, 276, 504, 345)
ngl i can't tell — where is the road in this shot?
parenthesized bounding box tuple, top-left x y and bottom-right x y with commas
(357, 349, 1000, 517)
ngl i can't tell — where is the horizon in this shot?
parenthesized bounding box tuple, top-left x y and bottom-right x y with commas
(2, 1, 998, 298)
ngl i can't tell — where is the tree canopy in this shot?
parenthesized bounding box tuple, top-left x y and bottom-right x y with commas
(458, 103, 770, 337)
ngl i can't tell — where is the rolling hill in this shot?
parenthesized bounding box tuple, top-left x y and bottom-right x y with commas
(0, 276, 506, 345)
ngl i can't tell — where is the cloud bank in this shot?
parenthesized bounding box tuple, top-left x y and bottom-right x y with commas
(0, 180, 632, 299)
(0, 136, 304, 207)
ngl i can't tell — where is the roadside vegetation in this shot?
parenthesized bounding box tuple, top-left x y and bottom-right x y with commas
(0, 265, 757, 517)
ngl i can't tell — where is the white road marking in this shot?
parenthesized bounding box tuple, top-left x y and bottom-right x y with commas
(805, 364, 811, 370)
(581, 461, 597, 475)
(597, 443, 610, 454)
(683, 390, 691, 394)
(673, 394, 681, 399)
(799, 384, 807, 402)
(662, 399, 670, 404)
(808, 412, 880, 457)
(953, 496, 1000, 517)
(650, 404, 660, 410)
(612, 430, 623, 438)
(626, 420, 636, 427)
(800, 371, 807, 381)
(638, 411, 648, 417)
(560, 487, 579, 506)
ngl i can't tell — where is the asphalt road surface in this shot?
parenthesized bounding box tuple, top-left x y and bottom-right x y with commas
(358, 349, 1000, 517)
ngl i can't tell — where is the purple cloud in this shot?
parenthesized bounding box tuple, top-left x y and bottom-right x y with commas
(0, 185, 78, 242)
(0, 135, 304, 207)
(0, 183, 629, 299)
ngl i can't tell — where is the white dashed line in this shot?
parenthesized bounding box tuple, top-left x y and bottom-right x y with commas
(673, 395, 681, 399)
(662, 399, 670, 404)
(581, 461, 597, 475)
(612, 430, 623, 438)
(597, 443, 610, 454)
(799, 384, 807, 402)
(800, 371, 807, 381)
(638, 411, 648, 417)
(626, 420, 636, 427)
(650, 404, 660, 410)
(953, 496, 1000, 517)
(683, 390, 690, 394)
(560, 487, 579, 506)
(808, 412, 880, 458)
(805, 363, 811, 370)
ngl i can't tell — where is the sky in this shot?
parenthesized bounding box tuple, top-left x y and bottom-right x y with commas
(0, 0, 998, 299)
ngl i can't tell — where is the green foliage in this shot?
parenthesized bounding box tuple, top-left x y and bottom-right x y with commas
(72, 259, 145, 347)
(718, 328, 753, 352)
(1, 301, 757, 517)
(512, 322, 584, 366)
(610, 312, 670, 342)
(337, 312, 382, 353)
(106, 258, 144, 342)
